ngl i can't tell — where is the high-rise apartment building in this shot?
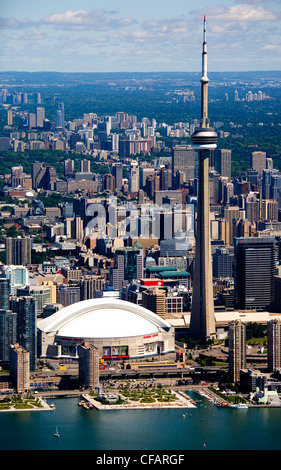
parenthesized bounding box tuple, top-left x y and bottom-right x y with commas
(129, 161, 139, 192)
(267, 319, 281, 372)
(78, 342, 100, 389)
(31, 162, 55, 190)
(111, 133, 119, 153)
(10, 296, 36, 371)
(228, 320, 246, 383)
(56, 285, 80, 307)
(28, 112, 37, 129)
(234, 237, 276, 311)
(7, 109, 13, 126)
(80, 275, 106, 301)
(16, 285, 51, 316)
(5, 237, 31, 266)
(64, 216, 83, 240)
(36, 107, 45, 128)
(35, 92, 41, 104)
(64, 159, 74, 177)
(102, 174, 115, 192)
(0, 309, 17, 363)
(9, 344, 30, 393)
(11, 165, 24, 188)
(81, 159, 91, 173)
(32, 161, 45, 189)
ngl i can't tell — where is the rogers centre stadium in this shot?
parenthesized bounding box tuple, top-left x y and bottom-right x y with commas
(37, 298, 175, 360)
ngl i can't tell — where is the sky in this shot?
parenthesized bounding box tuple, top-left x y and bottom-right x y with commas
(0, 0, 281, 73)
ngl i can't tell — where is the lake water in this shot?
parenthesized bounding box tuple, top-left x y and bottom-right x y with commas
(0, 392, 280, 451)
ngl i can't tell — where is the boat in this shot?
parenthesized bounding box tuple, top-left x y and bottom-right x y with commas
(54, 427, 60, 437)
(50, 403, 56, 410)
(230, 403, 248, 409)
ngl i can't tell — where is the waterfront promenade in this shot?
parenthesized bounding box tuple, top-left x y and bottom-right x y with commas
(0, 396, 53, 412)
(81, 389, 196, 410)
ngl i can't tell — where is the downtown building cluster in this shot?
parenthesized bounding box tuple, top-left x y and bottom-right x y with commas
(1, 115, 281, 392)
(1, 34, 281, 394)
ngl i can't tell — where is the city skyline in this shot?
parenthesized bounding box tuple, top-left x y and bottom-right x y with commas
(1, 0, 281, 73)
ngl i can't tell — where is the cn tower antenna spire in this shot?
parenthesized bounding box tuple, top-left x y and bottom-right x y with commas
(201, 15, 209, 128)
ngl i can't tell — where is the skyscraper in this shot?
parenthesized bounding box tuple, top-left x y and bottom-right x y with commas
(212, 248, 232, 279)
(112, 162, 123, 190)
(172, 145, 196, 187)
(234, 237, 276, 311)
(0, 278, 10, 310)
(111, 247, 143, 290)
(251, 151, 267, 174)
(11, 296, 36, 371)
(56, 102, 65, 129)
(0, 309, 17, 363)
(216, 149, 231, 179)
(189, 17, 218, 340)
(36, 107, 45, 128)
(142, 288, 166, 318)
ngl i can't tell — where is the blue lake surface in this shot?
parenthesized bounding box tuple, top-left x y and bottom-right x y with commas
(0, 392, 280, 451)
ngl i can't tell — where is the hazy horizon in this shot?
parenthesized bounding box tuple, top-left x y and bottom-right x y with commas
(1, 0, 281, 74)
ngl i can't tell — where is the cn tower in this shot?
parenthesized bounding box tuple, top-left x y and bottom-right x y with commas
(189, 16, 217, 340)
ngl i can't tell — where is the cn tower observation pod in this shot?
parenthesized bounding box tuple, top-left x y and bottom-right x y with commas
(37, 298, 175, 360)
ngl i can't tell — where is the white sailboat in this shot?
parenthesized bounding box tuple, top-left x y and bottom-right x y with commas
(54, 427, 60, 437)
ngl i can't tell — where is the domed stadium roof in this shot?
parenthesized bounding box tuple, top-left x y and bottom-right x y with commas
(37, 298, 172, 339)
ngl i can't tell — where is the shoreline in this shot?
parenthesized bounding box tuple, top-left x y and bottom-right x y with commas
(0, 397, 53, 412)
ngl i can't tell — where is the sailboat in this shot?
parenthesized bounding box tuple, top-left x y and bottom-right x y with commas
(54, 427, 60, 438)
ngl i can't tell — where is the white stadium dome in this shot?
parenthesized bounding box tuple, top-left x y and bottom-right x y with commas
(37, 298, 175, 360)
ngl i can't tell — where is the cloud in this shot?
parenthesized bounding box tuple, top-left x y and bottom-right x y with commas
(117, 16, 196, 46)
(235, 0, 265, 3)
(201, 4, 278, 22)
(0, 17, 39, 29)
(43, 9, 136, 31)
(11, 31, 47, 41)
(263, 44, 279, 51)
